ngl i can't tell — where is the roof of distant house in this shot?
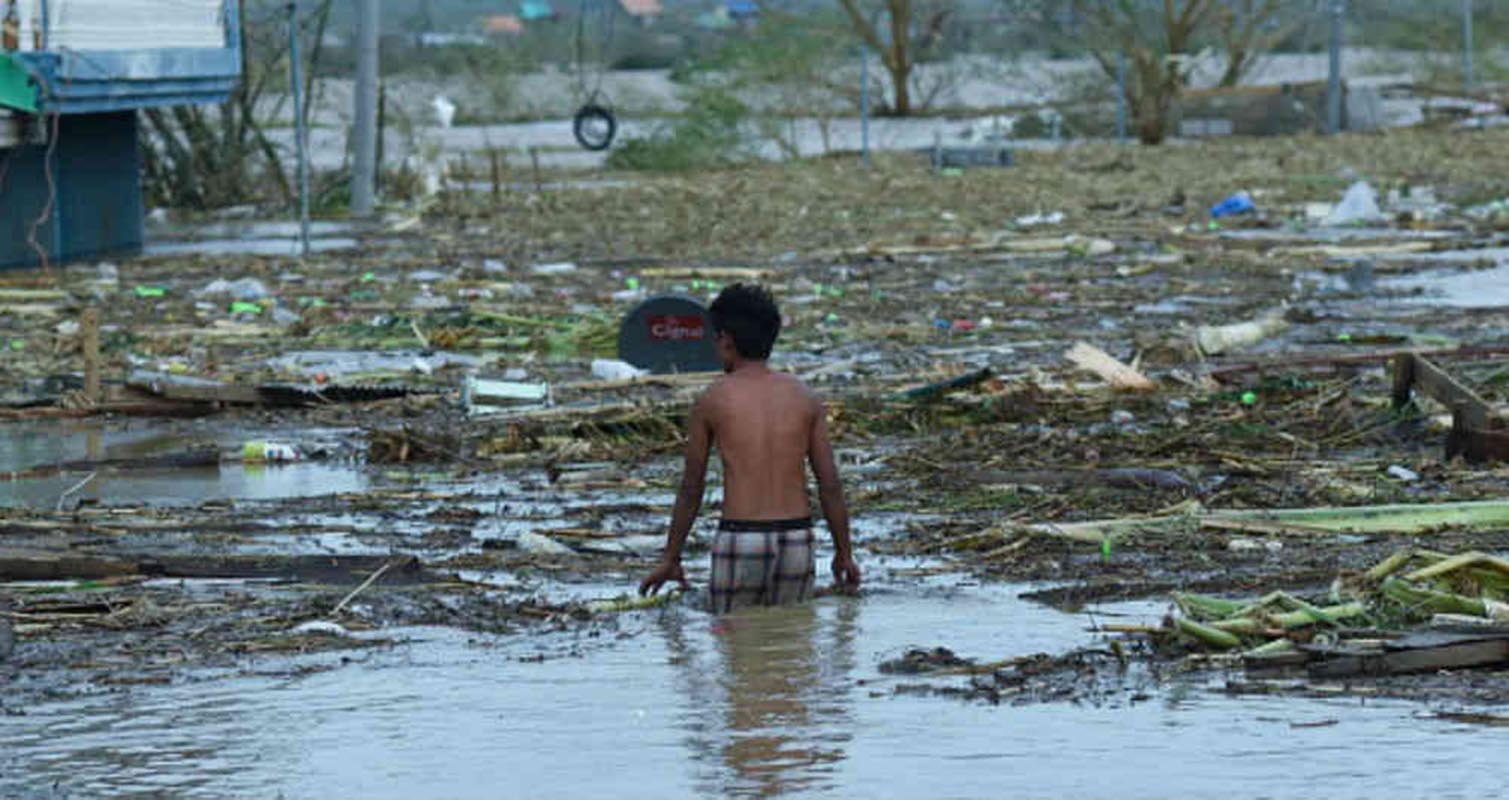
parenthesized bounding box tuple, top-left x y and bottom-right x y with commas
(483, 14, 524, 34)
(519, 0, 554, 20)
(619, 0, 663, 17)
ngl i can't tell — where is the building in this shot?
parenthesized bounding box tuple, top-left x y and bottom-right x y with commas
(618, 0, 663, 26)
(0, 0, 241, 270)
(519, 1, 557, 23)
(482, 15, 525, 37)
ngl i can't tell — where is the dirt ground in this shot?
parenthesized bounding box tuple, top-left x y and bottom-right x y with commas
(4, 126, 1509, 712)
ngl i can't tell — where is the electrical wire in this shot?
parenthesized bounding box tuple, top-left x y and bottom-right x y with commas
(24, 108, 58, 274)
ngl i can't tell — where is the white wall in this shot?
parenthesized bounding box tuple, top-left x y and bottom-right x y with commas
(40, 0, 226, 51)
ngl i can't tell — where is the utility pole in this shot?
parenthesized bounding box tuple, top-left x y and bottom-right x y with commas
(1115, 51, 1128, 143)
(859, 49, 870, 168)
(1326, 0, 1345, 135)
(288, 2, 311, 257)
(350, 0, 379, 216)
(1463, 0, 1475, 92)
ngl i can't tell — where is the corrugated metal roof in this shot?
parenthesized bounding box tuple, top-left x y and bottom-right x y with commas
(619, 0, 663, 17)
(13, 0, 239, 114)
(520, 0, 555, 21)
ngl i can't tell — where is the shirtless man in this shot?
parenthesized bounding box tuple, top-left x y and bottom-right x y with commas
(639, 284, 861, 612)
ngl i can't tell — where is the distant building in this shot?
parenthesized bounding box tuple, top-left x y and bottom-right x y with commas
(618, 0, 663, 26)
(0, 0, 241, 269)
(483, 15, 525, 36)
(725, 0, 759, 21)
(519, 1, 557, 22)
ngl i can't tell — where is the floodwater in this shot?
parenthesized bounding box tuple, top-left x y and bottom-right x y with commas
(144, 220, 366, 257)
(1380, 259, 1509, 309)
(0, 419, 367, 508)
(3, 421, 1507, 798)
(2, 578, 1504, 799)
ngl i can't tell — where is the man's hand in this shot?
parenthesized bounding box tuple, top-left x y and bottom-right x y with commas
(640, 558, 690, 597)
(831, 553, 861, 591)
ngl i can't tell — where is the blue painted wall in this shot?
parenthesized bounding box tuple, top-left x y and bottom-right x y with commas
(0, 112, 143, 270)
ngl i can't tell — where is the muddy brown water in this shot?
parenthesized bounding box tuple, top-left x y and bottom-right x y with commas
(3, 423, 1508, 798)
(1, 587, 1504, 799)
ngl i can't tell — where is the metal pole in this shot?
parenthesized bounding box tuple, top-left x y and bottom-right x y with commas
(859, 50, 870, 168)
(1115, 51, 1128, 143)
(1463, 0, 1475, 92)
(288, 3, 311, 257)
(1326, 0, 1344, 135)
(350, 0, 379, 215)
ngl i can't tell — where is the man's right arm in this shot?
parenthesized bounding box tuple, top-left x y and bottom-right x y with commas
(640, 393, 714, 596)
(808, 398, 860, 588)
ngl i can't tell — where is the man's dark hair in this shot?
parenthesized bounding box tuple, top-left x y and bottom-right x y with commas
(709, 283, 781, 360)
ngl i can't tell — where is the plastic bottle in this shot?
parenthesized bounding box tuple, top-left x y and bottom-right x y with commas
(1209, 191, 1255, 219)
(242, 441, 301, 462)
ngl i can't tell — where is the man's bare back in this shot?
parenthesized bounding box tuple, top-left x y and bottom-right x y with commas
(701, 368, 816, 521)
(639, 284, 859, 610)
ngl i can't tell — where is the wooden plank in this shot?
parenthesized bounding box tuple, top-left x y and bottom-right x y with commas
(1391, 352, 1415, 409)
(126, 371, 263, 405)
(1410, 354, 1497, 431)
(81, 307, 101, 405)
(1382, 640, 1509, 674)
(0, 550, 138, 581)
(1450, 425, 1509, 464)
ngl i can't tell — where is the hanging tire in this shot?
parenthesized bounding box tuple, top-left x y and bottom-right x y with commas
(573, 104, 617, 152)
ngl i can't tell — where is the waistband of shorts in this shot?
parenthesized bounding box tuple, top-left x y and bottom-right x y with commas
(718, 517, 813, 532)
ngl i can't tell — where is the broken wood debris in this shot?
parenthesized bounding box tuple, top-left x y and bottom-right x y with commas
(1064, 342, 1155, 392)
(1391, 352, 1508, 462)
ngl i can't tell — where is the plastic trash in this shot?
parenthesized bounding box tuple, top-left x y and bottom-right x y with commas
(228, 301, 263, 315)
(197, 277, 270, 300)
(290, 620, 351, 637)
(432, 95, 457, 129)
(1325, 181, 1384, 226)
(1240, 391, 1258, 406)
(531, 262, 577, 275)
(483, 258, 509, 274)
(134, 285, 167, 298)
(517, 531, 575, 556)
(1209, 191, 1255, 218)
(1015, 211, 1065, 227)
(1386, 465, 1420, 483)
(242, 441, 301, 462)
(591, 358, 648, 381)
(464, 375, 549, 415)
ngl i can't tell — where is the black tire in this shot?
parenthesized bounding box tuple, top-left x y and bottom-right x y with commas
(573, 104, 617, 152)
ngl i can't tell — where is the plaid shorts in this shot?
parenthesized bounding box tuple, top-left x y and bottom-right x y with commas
(709, 519, 815, 614)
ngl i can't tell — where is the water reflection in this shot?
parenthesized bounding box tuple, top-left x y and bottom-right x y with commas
(664, 601, 858, 798)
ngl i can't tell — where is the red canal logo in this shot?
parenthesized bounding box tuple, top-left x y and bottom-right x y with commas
(648, 315, 706, 342)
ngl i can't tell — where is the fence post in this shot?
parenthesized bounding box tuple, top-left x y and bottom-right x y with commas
(859, 49, 871, 168)
(1326, 0, 1345, 135)
(1463, 0, 1475, 92)
(1115, 51, 1128, 142)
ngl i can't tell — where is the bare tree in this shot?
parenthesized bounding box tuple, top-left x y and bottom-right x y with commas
(833, 0, 952, 116)
(1214, 0, 1303, 87)
(1072, 0, 1216, 144)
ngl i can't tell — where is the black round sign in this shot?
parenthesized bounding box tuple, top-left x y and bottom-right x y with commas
(617, 295, 721, 374)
